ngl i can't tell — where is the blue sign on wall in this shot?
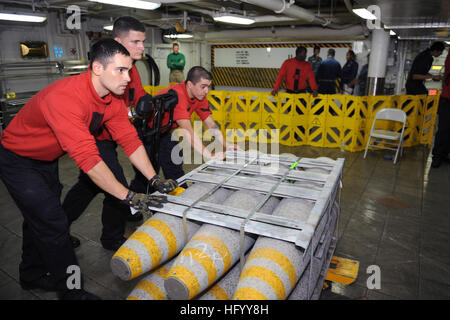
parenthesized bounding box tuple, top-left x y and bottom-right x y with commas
(53, 46, 64, 58)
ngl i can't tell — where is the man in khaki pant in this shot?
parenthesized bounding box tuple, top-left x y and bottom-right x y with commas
(167, 43, 185, 83)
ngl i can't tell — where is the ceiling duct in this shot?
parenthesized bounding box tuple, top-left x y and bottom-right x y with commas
(204, 24, 366, 41)
(242, 0, 331, 26)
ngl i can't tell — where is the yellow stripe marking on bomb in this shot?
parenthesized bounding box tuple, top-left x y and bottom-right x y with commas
(247, 248, 297, 289)
(113, 246, 143, 279)
(144, 219, 178, 258)
(169, 265, 201, 299)
(153, 266, 170, 279)
(128, 231, 161, 268)
(190, 235, 232, 271)
(234, 287, 268, 300)
(135, 280, 166, 300)
(179, 247, 217, 286)
(126, 296, 140, 300)
(238, 265, 286, 300)
(208, 285, 230, 300)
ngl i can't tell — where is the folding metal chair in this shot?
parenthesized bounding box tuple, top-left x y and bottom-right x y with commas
(363, 108, 407, 164)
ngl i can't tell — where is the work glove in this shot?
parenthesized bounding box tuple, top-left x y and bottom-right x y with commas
(149, 175, 178, 194)
(122, 190, 168, 215)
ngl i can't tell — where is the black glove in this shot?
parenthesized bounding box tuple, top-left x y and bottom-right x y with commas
(149, 175, 178, 194)
(122, 190, 168, 214)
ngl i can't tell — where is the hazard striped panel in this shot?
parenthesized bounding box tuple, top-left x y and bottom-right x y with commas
(211, 66, 279, 88)
(211, 43, 352, 88)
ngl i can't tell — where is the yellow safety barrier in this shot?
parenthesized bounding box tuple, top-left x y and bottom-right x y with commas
(143, 85, 440, 152)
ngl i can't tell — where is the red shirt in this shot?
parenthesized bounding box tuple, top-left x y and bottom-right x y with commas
(156, 82, 212, 130)
(96, 63, 147, 141)
(124, 63, 148, 107)
(273, 58, 318, 92)
(0, 70, 142, 173)
(442, 52, 450, 99)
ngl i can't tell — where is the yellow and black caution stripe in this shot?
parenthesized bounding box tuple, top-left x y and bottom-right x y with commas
(212, 66, 281, 88)
(211, 43, 352, 49)
(211, 43, 351, 67)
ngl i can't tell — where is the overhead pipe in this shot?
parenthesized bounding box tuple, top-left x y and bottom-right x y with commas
(242, 0, 329, 26)
(171, 3, 296, 24)
(203, 25, 366, 41)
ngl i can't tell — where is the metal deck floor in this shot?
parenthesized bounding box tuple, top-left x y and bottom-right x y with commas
(1, 145, 450, 300)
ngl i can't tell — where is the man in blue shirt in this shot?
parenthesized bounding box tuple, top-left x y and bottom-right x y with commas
(342, 50, 359, 95)
(316, 49, 342, 94)
(308, 46, 322, 77)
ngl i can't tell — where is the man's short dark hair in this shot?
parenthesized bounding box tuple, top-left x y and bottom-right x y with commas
(296, 46, 307, 55)
(328, 48, 336, 57)
(186, 66, 212, 85)
(348, 50, 356, 60)
(430, 41, 445, 52)
(173, 43, 179, 48)
(89, 38, 130, 68)
(314, 46, 321, 51)
(112, 16, 146, 38)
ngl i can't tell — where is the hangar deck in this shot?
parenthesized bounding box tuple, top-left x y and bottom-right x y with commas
(0, 144, 449, 300)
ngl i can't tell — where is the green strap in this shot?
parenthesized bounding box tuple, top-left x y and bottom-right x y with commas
(290, 161, 299, 169)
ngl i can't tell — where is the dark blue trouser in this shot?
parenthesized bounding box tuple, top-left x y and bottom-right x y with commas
(62, 139, 129, 244)
(318, 81, 337, 94)
(0, 143, 78, 292)
(432, 97, 450, 159)
(130, 129, 185, 194)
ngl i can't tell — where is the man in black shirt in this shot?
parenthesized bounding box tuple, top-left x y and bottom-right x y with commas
(406, 42, 445, 95)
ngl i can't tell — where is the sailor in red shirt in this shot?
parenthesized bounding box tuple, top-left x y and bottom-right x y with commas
(0, 39, 170, 300)
(271, 46, 318, 97)
(62, 17, 176, 249)
(131, 66, 239, 193)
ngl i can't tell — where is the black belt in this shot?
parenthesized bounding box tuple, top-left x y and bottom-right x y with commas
(286, 89, 308, 94)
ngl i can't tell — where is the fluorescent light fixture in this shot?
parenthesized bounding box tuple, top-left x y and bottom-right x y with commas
(164, 33, 193, 39)
(104, 24, 113, 31)
(398, 36, 446, 40)
(213, 13, 255, 25)
(389, 30, 396, 36)
(385, 23, 450, 29)
(0, 12, 46, 23)
(352, 8, 377, 20)
(88, 0, 160, 10)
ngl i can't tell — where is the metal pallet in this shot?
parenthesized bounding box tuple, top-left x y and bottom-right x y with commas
(148, 150, 344, 250)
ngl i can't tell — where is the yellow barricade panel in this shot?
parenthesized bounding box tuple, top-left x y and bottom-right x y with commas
(394, 95, 421, 147)
(325, 95, 346, 149)
(144, 86, 439, 152)
(421, 96, 439, 147)
(308, 95, 328, 147)
(342, 96, 365, 152)
(143, 85, 153, 95)
(258, 93, 280, 144)
(247, 94, 263, 142)
(290, 94, 310, 146)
